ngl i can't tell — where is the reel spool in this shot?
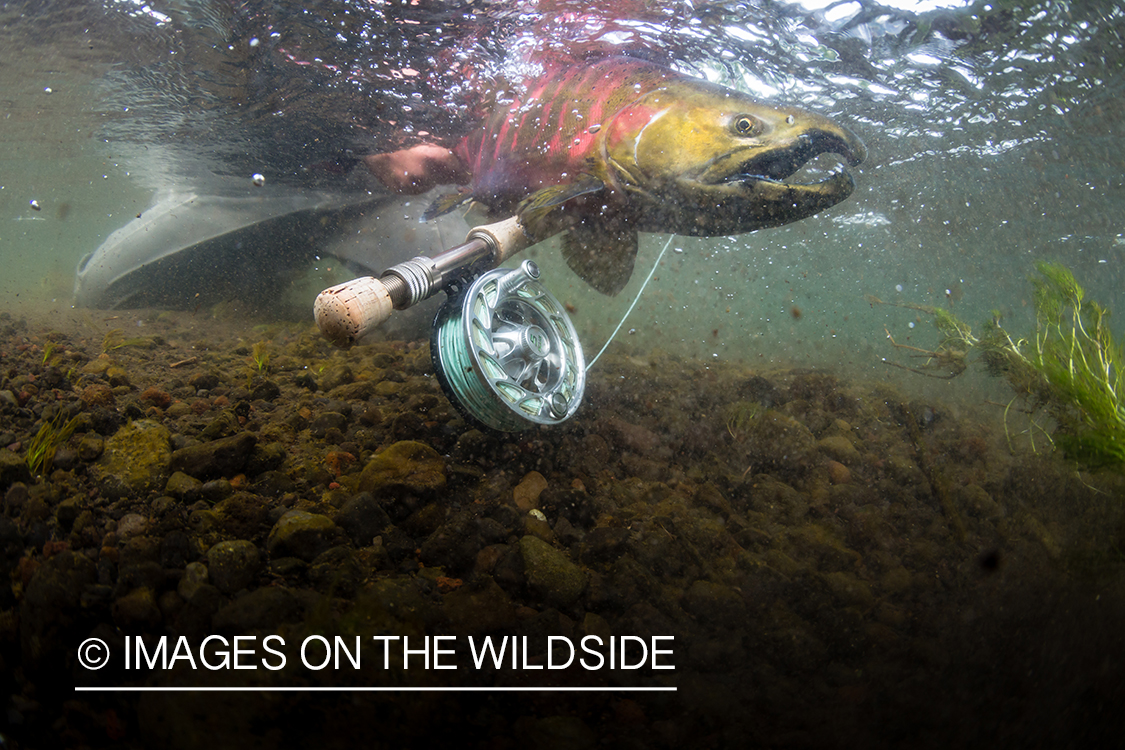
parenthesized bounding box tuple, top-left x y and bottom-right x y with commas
(431, 260, 585, 432)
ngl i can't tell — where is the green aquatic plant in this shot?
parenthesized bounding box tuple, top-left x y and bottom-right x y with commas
(251, 341, 270, 374)
(101, 328, 125, 353)
(244, 341, 271, 388)
(725, 400, 763, 441)
(41, 340, 57, 366)
(880, 262, 1125, 469)
(25, 413, 81, 476)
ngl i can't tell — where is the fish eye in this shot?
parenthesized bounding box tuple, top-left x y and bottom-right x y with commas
(733, 115, 757, 136)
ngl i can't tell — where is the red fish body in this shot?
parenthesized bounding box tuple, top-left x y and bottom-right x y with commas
(453, 58, 655, 212)
(378, 53, 866, 294)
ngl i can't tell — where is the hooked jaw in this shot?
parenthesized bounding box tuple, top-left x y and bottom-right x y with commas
(663, 115, 867, 236)
(707, 110, 866, 194)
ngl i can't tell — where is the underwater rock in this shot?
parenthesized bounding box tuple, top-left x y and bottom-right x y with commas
(442, 578, 518, 634)
(681, 579, 746, 629)
(333, 493, 393, 547)
(601, 416, 664, 454)
(318, 364, 354, 392)
(826, 460, 852, 485)
(76, 434, 104, 462)
(212, 586, 301, 634)
(79, 383, 116, 407)
(139, 386, 172, 408)
(266, 510, 343, 562)
(92, 419, 173, 497)
(519, 535, 587, 609)
(513, 471, 549, 511)
(249, 379, 281, 401)
(308, 546, 364, 595)
(20, 549, 98, 669)
(357, 440, 447, 495)
(309, 411, 348, 438)
(116, 513, 149, 538)
(164, 471, 203, 501)
(206, 540, 261, 594)
(212, 493, 272, 540)
(821, 570, 875, 609)
(177, 561, 209, 601)
(169, 432, 257, 481)
(818, 435, 861, 463)
(743, 410, 817, 471)
(112, 586, 162, 630)
(0, 448, 31, 488)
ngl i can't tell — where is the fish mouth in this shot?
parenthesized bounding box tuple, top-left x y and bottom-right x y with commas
(717, 125, 866, 190)
(664, 125, 866, 235)
(720, 154, 855, 194)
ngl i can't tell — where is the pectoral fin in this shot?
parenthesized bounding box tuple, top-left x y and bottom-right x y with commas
(516, 175, 605, 240)
(422, 190, 473, 221)
(561, 220, 638, 296)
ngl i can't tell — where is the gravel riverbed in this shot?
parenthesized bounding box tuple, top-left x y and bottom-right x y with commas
(1, 307, 1123, 749)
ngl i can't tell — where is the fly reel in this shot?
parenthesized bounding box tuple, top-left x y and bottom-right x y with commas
(314, 217, 586, 431)
(431, 260, 585, 432)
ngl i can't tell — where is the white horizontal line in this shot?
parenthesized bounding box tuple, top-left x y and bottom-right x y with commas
(76, 686, 676, 692)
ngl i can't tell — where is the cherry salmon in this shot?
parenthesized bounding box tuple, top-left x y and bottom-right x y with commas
(395, 56, 866, 294)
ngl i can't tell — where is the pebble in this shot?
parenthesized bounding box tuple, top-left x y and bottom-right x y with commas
(513, 471, 549, 511)
(169, 431, 257, 480)
(116, 513, 149, 538)
(681, 579, 746, 628)
(20, 550, 98, 668)
(212, 586, 301, 633)
(164, 471, 203, 500)
(309, 411, 348, 438)
(266, 510, 342, 562)
(206, 540, 261, 593)
(112, 586, 162, 629)
(826, 460, 852, 485)
(333, 493, 392, 548)
(0, 449, 31, 487)
(818, 434, 861, 463)
(92, 419, 173, 496)
(519, 535, 587, 609)
(357, 440, 446, 494)
(177, 561, 209, 600)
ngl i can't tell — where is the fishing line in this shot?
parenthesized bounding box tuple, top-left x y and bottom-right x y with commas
(587, 234, 675, 370)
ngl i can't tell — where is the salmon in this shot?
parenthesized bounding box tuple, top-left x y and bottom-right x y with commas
(421, 56, 865, 294)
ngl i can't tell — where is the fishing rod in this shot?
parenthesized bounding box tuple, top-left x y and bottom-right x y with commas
(314, 215, 587, 432)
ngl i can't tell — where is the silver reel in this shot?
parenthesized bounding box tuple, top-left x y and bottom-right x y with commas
(431, 260, 585, 432)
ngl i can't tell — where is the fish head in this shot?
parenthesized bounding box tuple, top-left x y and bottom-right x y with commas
(603, 78, 866, 235)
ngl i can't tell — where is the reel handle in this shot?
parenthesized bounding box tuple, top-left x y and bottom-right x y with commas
(314, 216, 530, 347)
